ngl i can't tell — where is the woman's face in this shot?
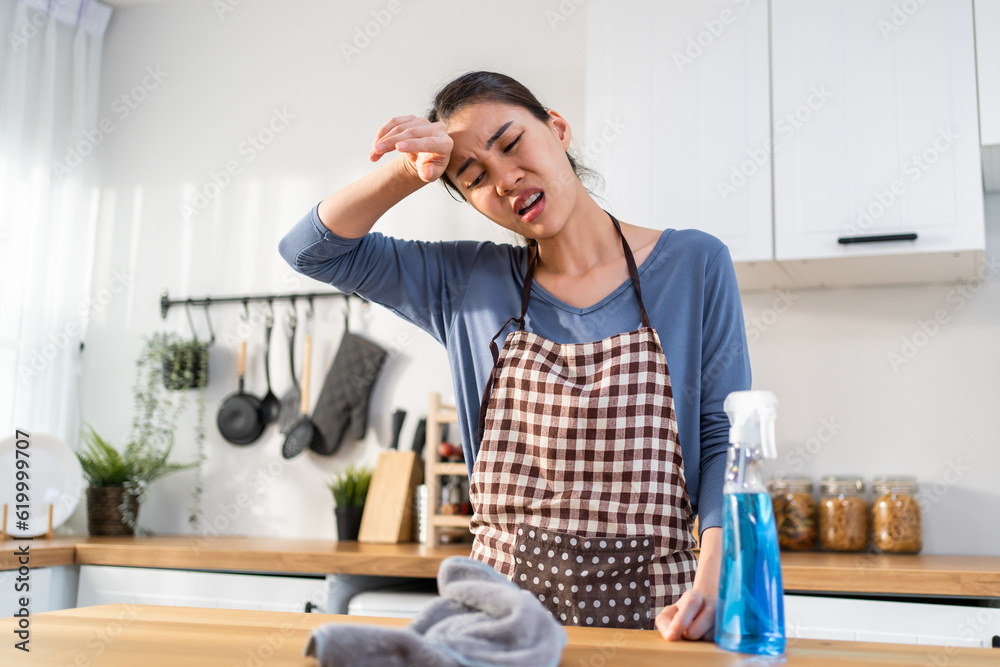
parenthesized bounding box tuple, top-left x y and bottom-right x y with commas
(444, 102, 578, 241)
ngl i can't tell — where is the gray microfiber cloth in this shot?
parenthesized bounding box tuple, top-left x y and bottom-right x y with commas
(303, 556, 567, 667)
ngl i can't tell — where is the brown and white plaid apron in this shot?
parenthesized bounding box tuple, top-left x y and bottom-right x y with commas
(470, 212, 698, 631)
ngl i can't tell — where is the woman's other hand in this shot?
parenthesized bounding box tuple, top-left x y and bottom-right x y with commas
(655, 586, 717, 641)
(656, 526, 722, 641)
(369, 115, 453, 183)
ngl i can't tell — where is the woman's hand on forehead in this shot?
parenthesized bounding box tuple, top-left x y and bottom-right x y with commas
(370, 115, 453, 183)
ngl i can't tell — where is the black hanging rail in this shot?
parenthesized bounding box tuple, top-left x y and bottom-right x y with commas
(159, 288, 365, 320)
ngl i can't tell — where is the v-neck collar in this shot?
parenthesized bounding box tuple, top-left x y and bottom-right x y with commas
(523, 229, 673, 315)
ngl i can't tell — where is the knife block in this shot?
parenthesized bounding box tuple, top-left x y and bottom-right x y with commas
(358, 451, 424, 543)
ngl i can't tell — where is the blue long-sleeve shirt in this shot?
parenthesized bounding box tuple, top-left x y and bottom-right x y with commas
(279, 202, 751, 538)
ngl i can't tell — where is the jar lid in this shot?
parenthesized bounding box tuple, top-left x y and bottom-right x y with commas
(770, 477, 813, 493)
(872, 476, 919, 494)
(820, 475, 864, 494)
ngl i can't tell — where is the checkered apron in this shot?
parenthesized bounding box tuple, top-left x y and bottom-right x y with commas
(470, 212, 698, 631)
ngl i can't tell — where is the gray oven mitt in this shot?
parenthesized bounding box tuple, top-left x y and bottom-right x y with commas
(303, 556, 567, 667)
(309, 331, 388, 456)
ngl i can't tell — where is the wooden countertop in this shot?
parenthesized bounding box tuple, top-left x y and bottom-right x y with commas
(3, 536, 999, 597)
(2, 604, 996, 666)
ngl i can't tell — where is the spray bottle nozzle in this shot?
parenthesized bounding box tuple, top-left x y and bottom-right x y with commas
(723, 390, 779, 460)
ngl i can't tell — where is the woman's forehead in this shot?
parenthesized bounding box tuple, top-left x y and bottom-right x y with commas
(446, 102, 534, 135)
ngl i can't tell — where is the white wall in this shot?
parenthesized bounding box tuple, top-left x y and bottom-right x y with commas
(752, 194, 1000, 556)
(67, 0, 999, 556)
(71, 0, 588, 540)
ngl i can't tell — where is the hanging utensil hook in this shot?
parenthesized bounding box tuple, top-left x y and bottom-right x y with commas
(185, 300, 200, 343)
(240, 299, 250, 323)
(201, 300, 216, 345)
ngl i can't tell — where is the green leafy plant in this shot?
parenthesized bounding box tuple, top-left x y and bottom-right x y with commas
(160, 336, 209, 391)
(326, 464, 374, 509)
(79, 423, 195, 487)
(121, 331, 209, 531)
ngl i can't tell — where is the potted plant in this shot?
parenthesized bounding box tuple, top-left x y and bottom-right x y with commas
(160, 335, 209, 391)
(134, 331, 209, 529)
(327, 464, 373, 541)
(77, 424, 196, 535)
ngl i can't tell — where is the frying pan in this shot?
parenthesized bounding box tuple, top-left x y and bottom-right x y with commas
(281, 331, 323, 458)
(217, 339, 265, 445)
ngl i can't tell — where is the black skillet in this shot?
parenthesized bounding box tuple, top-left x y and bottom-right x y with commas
(217, 339, 265, 445)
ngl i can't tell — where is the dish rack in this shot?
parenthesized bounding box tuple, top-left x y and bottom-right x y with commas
(423, 392, 472, 544)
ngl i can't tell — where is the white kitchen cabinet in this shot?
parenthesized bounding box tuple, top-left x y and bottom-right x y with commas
(976, 0, 1000, 191)
(585, 0, 790, 290)
(785, 594, 1000, 648)
(0, 566, 78, 616)
(771, 0, 986, 285)
(77, 565, 327, 613)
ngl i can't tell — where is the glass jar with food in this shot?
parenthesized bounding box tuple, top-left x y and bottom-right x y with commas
(770, 477, 817, 551)
(818, 476, 868, 552)
(871, 476, 922, 554)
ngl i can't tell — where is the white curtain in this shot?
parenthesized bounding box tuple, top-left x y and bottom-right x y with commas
(0, 0, 113, 445)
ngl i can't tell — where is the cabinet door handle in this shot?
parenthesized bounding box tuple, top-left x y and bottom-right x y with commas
(837, 233, 918, 245)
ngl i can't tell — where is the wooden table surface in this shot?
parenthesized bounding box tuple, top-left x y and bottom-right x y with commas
(1, 603, 996, 666)
(3, 535, 999, 597)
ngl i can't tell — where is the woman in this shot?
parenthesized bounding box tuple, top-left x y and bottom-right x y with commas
(279, 71, 751, 641)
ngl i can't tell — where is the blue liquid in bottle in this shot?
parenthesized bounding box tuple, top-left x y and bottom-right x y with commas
(715, 491, 785, 656)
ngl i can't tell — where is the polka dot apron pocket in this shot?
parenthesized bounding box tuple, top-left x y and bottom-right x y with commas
(511, 523, 654, 630)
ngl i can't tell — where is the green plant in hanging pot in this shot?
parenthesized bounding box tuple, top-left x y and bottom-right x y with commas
(131, 331, 210, 532)
(161, 335, 209, 391)
(77, 424, 196, 536)
(327, 464, 373, 541)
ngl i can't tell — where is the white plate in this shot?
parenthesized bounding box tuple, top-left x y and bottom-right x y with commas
(0, 432, 85, 537)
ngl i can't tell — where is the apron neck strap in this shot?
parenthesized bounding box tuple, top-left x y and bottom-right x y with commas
(518, 211, 651, 328)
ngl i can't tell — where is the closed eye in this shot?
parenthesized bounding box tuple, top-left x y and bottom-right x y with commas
(466, 132, 522, 188)
(503, 133, 522, 153)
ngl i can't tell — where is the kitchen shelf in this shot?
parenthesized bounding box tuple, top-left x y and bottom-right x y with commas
(430, 514, 473, 528)
(423, 392, 472, 545)
(434, 462, 467, 476)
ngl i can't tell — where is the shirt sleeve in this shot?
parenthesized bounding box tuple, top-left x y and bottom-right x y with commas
(277, 201, 485, 345)
(696, 245, 752, 540)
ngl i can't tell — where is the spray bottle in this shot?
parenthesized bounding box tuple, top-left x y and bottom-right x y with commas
(714, 390, 785, 655)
